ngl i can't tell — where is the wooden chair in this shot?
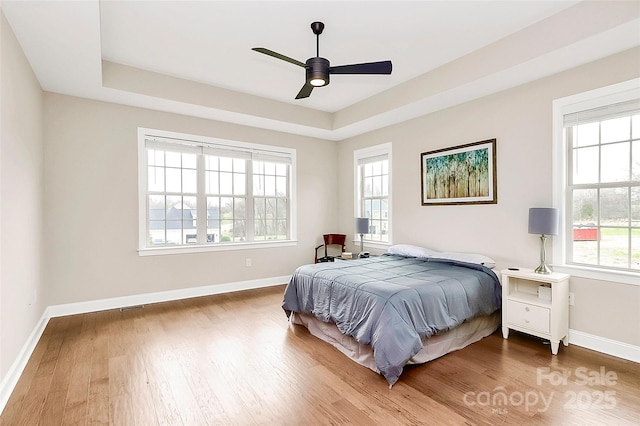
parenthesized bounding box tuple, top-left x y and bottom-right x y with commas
(314, 234, 347, 263)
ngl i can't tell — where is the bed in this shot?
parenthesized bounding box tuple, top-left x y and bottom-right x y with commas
(282, 245, 502, 386)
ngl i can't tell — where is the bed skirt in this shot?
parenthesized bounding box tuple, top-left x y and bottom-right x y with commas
(290, 310, 501, 375)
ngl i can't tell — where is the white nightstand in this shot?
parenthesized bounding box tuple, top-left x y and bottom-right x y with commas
(501, 268, 570, 355)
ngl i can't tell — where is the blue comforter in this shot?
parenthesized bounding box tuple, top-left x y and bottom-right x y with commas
(282, 254, 502, 386)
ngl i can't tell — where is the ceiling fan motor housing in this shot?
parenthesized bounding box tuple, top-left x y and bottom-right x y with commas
(306, 57, 330, 86)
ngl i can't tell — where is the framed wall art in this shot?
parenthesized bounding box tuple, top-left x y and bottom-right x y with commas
(421, 139, 497, 206)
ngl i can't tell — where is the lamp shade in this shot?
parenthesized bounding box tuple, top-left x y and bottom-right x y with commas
(528, 208, 559, 235)
(355, 217, 370, 235)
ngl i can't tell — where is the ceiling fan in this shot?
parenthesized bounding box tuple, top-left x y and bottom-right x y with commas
(252, 21, 392, 99)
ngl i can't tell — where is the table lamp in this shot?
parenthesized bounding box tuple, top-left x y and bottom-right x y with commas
(528, 207, 559, 274)
(355, 217, 370, 258)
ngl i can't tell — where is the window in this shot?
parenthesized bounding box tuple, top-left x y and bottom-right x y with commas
(139, 128, 296, 255)
(552, 79, 639, 284)
(354, 143, 392, 245)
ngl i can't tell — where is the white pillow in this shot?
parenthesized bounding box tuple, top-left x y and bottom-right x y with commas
(436, 252, 497, 269)
(387, 244, 440, 258)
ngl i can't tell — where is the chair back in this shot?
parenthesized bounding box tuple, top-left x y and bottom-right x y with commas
(314, 233, 347, 263)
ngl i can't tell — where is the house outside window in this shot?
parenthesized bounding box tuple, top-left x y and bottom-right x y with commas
(552, 79, 639, 285)
(139, 128, 296, 255)
(354, 143, 392, 246)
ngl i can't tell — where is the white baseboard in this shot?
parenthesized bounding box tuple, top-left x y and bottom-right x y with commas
(0, 311, 50, 415)
(0, 275, 289, 415)
(569, 329, 640, 363)
(45, 275, 290, 318)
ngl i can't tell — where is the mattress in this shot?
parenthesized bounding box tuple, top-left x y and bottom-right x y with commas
(291, 310, 500, 375)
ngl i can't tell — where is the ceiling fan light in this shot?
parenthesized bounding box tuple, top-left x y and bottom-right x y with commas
(310, 78, 326, 87)
(306, 57, 330, 88)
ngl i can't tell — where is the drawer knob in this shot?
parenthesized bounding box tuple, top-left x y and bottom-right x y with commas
(525, 307, 530, 312)
(525, 320, 530, 323)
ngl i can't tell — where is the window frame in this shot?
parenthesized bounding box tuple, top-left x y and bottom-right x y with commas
(552, 78, 640, 285)
(138, 128, 297, 256)
(353, 143, 392, 249)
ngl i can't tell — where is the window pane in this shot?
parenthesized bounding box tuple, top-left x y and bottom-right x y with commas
(166, 168, 181, 192)
(253, 175, 264, 196)
(148, 149, 164, 167)
(182, 153, 196, 169)
(165, 151, 181, 168)
(632, 229, 640, 270)
(632, 140, 640, 180)
(265, 176, 276, 196)
(220, 172, 233, 194)
(372, 176, 382, 196)
(220, 219, 232, 242)
(632, 114, 640, 139)
(600, 187, 628, 226)
(206, 156, 219, 171)
(277, 198, 287, 219)
(265, 162, 275, 175)
(601, 142, 629, 183)
(364, 176, 373, 197)
(276, 176, 286, 197)
(234, 197, 245, 220)
(364, 163, 372, 177)
(276, 163, 287, 176)
(166, 227, 181, 245)
(277, 220, 287, 238)
(572, 188, 598, 225)
(234, 173, 246, 196)
(220, 197, 233, 218)
(183, 169, 197, 193)
(219, 157, 232, 172)
(234, 158, 246, 173)
(233, 220, 246, 241)
(601, 116, 630, 143)
(364, 199, 372, 218)
(148, 167, 165, 192)
(632, 187, 640, 227)
(574, 122, 599, 147)
(184, 230, 197, 244)
(149, 195, 165, 220)
(372, 161, 381, 175)
(572, 239, 597, 265)
(572, 146, 599, 184)
(206, 171, 219, 194)
(207, 197, 220, 242)
(600, 228, 628, 268)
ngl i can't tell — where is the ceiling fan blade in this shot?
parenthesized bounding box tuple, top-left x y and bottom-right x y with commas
(295, 83, 314, 99)
(329, 60, 392, 75)
(252, 48, 306, 68)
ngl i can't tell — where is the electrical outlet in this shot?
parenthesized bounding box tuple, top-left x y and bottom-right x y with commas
(569, 292, 575, 306)
(245, 258, 252, 267)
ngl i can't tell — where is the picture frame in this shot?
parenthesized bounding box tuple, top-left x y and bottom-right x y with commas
(421, 138, 497, 206)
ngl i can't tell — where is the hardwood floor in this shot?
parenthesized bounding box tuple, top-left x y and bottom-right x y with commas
(1, 285, 638, 425)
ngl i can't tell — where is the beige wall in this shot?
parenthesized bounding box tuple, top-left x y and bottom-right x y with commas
(0, 12, 45, 378)
(43, 94, 338, 305)
(337, 47, 640, 347)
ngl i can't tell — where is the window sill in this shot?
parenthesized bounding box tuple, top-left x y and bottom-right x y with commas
(138, 240, 298, 256)
(552, 264, 640, 286)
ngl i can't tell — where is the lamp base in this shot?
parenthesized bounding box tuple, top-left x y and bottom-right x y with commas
(534, 263, 553, 274)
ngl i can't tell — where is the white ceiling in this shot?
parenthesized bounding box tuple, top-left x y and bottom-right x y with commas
(2, 1, 639, 140)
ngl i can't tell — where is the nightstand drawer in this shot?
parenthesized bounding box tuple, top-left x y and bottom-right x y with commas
(506, 300, 550, 333)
